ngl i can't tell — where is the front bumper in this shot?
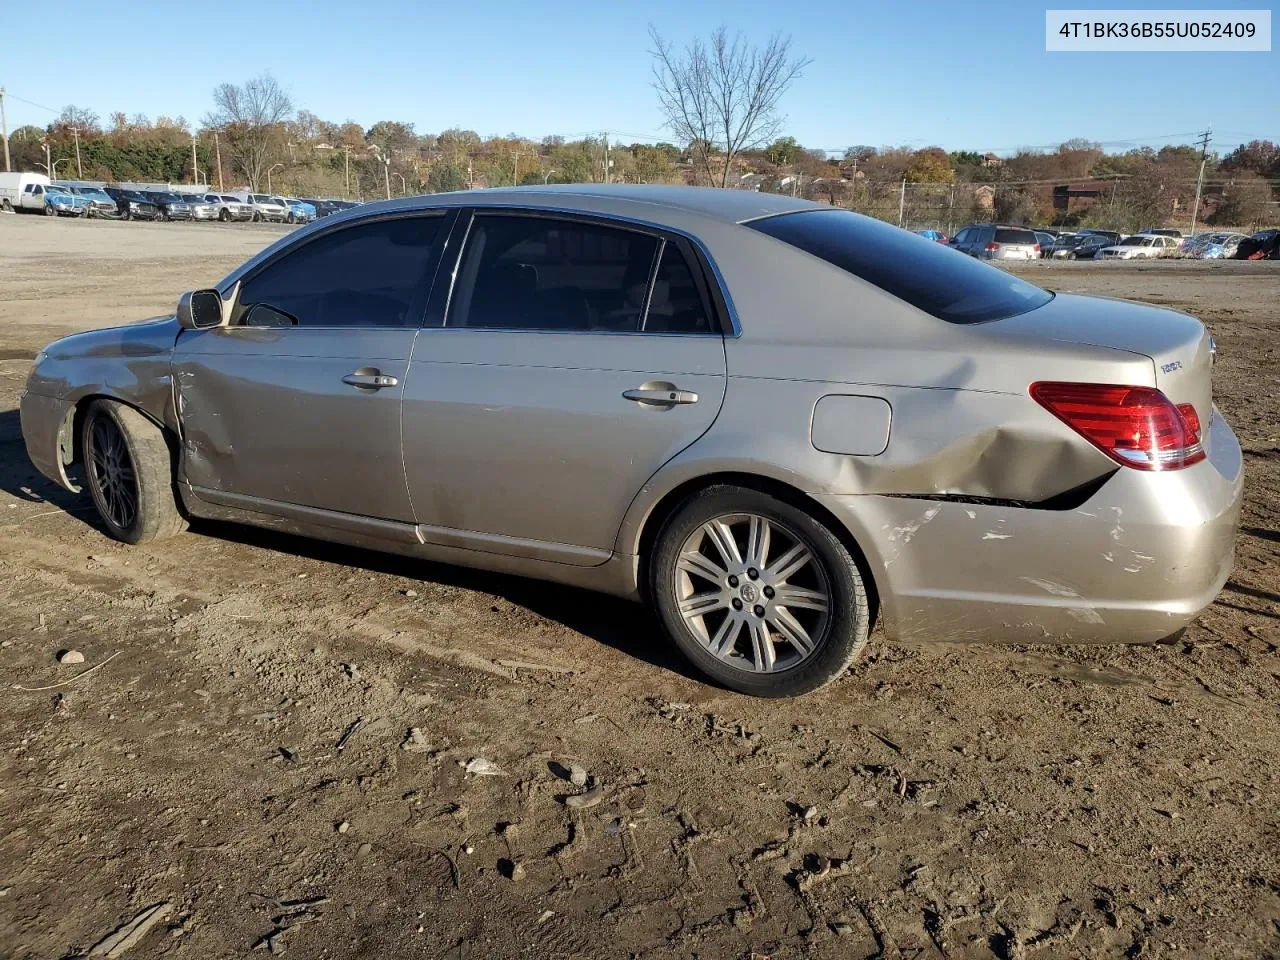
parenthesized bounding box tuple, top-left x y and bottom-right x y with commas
(19, 390, 78, 492)
(190, 208, 219, 220)
(164, 209, 193, 220)
(819, 408, 1244, 646)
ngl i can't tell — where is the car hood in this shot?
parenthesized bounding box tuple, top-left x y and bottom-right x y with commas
(45, 316, 180, 361)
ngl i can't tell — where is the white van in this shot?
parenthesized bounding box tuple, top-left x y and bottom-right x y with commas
(0, 172, 51, 212)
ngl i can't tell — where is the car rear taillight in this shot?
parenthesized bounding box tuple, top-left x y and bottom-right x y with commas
(1030, 382, 1205, 471)
(1176, 403, 1201, 441)
(984, 242, 999, 251)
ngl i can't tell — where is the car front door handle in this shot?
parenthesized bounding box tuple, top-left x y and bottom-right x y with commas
(342, 371, 398, 389)
(622, 386, 699, 406)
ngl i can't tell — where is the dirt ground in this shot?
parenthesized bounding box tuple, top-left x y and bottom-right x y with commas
(1, 214, 1278, 960)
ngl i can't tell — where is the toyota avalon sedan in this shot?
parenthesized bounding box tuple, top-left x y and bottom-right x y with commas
(19, 186, 1242, 697)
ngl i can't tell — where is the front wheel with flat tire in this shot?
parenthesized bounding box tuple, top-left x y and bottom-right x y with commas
(650, 486, 870, 697)
(81, 400, 187, 544)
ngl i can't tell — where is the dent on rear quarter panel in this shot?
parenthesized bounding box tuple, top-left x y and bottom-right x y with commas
(691, 227, 1152, 503)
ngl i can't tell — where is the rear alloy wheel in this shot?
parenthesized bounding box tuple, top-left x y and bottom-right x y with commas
(652, 486, 870, 697)
(82, 400, 187, 544)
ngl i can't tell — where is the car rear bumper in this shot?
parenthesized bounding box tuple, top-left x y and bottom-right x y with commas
(818, 408, 1243, 645)
(19, 390, 78, 493)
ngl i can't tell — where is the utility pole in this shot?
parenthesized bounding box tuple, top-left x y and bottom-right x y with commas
(383, 157, 391, 200)
(1189, 128, 1211, 237)
(947, 182, 956, 236)
(897, 178, 907, 227)
(43, 141, 51, 179)
(191, 135, 198, 185)
(512, 152, 520, 186)
(214, 131, 224, 191)
(342, 145, 350, 198)
(72, 126, 82, 178)
(603, 132, 609, 184)
(0, 88, 10, 171)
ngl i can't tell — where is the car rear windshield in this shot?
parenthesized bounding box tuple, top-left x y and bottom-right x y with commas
(994, 228, 1037, 244)
(747, 210, 1052, 325)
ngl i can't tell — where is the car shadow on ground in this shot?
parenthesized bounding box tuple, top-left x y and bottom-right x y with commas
(0, 409, 700, 683)
(196, 519, 701, 682)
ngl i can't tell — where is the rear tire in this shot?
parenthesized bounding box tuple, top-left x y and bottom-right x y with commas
(81, 400, 187, 545)
(2, 199, 12, 213)
(219, 209, 230, 222)
(44, 204, 56, 217)
(650, 485, 870, 697)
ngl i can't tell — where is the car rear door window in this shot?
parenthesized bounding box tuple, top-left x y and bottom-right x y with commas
(448, 214, 709, 333)
(236, 215, 445, 328)
(994, 228, 1037, 244)
(749, 209, 1052, 324)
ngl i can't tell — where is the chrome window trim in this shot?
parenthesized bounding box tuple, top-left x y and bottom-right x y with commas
(218, 201, 743, 338)
(216, 209, 453, 331)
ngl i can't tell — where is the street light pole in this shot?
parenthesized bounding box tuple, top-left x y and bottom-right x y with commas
(383, 158, 391, 200)
(267, 163, 284, 193)
(51, 157, 70, 178)
(72, 126, 82, 178)
(191, 136, 198, 185)
(343, 146, 350, 198)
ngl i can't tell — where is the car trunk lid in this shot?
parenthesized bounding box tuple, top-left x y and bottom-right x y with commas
(991, 292, 1214, 437)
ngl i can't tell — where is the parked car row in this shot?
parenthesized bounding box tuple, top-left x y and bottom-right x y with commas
(0, 172, 362, 224)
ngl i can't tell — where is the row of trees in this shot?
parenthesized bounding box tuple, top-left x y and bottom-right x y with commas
(6, 21, 1275, 230)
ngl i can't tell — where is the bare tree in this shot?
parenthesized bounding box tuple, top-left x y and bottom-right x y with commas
(649, 26, 810, 188)
(204, 74, 293, 191)
(54, 105, 101, 135)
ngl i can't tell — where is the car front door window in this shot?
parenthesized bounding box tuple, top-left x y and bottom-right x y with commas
(237, 216, 446, 329)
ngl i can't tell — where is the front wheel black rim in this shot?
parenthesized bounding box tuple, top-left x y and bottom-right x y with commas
(88, 415, 138, 530)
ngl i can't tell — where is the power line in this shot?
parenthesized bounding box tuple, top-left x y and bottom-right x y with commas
(5, 91, 59, 114)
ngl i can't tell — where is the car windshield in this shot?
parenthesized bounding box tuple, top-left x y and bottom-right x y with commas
(749, 209, 1053, 325)
(46, 186, 72, 196)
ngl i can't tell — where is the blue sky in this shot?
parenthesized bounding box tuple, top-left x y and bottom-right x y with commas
(3, 0, 1275, 155)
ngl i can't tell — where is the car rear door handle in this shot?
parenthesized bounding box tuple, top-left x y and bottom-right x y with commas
(342, 371, 398, 389)
(623, 386, 699, 406)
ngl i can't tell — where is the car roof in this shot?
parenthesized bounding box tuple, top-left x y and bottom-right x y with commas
(342, 184, 819, 226)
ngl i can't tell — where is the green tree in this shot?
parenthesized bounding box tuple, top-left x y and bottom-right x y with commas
(766, 136, 801, 166)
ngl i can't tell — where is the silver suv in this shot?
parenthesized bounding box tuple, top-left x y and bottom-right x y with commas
(951, 224, 1041, 261)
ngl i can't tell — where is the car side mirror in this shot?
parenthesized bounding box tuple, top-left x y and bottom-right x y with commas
(177, 289, 225, 330)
